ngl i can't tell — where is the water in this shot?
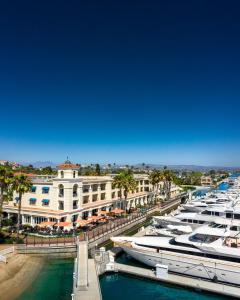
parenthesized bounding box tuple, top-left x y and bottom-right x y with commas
(17, 258, 73, 300)
(100, 273, 229, 300)
(17, 257, 230, 300)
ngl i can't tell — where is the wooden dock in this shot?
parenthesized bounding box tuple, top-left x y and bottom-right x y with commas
(111, 263, 239, 299)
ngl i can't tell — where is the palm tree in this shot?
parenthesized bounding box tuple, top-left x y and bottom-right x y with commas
(11, 174, 32, 239)
(0, 166, 13, 229)
(113, 170, 137, 212)
(149, 170, 163, 204)
(162, 169, 175, 200)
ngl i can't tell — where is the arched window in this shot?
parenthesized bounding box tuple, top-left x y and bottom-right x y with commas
(61, 171, 64, 178)
(73, 184, 78, 197)
(59, 184, 64, 197)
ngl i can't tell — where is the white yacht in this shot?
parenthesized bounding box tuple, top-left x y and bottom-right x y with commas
(153, 204, 240, 229)
(112, 227, 240, 285)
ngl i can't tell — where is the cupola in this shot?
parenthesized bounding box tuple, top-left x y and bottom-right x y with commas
(57, 159, 79, 179)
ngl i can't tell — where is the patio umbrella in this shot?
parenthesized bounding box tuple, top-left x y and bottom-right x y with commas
(39, 221, 56, 227)
(56, 222, 73, 228)
(99, 210, 109, 215)
(87, 215, 102, 222)
(76, 220, 91, 227)
(110, 208, 125, 214)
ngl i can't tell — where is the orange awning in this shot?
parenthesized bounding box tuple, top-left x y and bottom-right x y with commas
(39, 221, 56, 227)
(57, 222, 72, 227)
(87, 215, 102, 222)
(110, 208, 125, 214)
(76, 220, 91, 226)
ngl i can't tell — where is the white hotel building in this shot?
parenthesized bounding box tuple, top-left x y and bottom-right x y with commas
(3, 161, 181, 226)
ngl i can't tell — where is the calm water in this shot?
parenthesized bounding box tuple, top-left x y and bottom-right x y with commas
(100, 273, 229, 300)
(18, 257, 231, 300)
(17, 258, 73, 300)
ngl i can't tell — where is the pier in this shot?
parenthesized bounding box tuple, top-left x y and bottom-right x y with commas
(72, 241, 102, 300)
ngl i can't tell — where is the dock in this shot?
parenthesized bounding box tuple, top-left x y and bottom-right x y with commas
(72, 241, 102, 300)
(111, 262, 239, 299)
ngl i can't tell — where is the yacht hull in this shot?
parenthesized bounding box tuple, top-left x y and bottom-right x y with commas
(122, 246, 240, 286)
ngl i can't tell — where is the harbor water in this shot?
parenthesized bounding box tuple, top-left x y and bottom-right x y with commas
(17, 257, 230, 300)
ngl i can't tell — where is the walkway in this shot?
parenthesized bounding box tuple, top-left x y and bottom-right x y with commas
(112, 263, 240, 298)
(73, 241, 102, 300)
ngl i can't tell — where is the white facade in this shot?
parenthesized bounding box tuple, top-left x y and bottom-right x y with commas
(3, 162, 181, 226)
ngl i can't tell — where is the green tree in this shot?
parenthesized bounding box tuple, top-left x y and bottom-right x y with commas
(162, 169, 175, 200)
(11, 174, 32, 239)
(113, 170, 137, 211)
(0, 167, 13, 228)
(41, 166, 53, 174)
(149, 170, 163, 203)
(95, 164, 101, 176)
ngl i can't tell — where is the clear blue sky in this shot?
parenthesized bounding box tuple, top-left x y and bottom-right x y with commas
(1, 0, 240, 166)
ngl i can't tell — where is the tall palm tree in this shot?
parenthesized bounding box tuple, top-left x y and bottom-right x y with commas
(149, 170, 163, 203)
(113, 170, 137, 211)
(0, 166, 13, 229)
(162, 169, 175, 200)
(11, 174, 32, 239)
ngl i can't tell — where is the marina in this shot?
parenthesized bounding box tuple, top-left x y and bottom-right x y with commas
(10, 176, 240, 299)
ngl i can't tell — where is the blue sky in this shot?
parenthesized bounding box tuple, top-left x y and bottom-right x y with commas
(1, 0, 240, 166)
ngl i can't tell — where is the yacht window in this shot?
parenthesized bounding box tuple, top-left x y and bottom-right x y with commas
(230, 226, 238, 231)
(214, 212, 220, 216)
(189, 234, 220, 243)
(226, 213, 233, 219)
(202, 210, 211, 215)
(234, 214, 240, 219)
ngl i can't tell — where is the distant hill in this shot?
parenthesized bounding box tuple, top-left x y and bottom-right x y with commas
(22, 161, 57, 168)
(21, 161, 240, 172)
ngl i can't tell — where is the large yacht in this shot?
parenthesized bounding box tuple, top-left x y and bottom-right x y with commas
(112, 228, 240, 285)
(112, 178, 240, 285)
(153, 204, 240, 229)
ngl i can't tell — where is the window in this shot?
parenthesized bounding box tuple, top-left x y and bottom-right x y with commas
(59, 184, 64, 197)
(100, 184, 106, 191)
(31, 186, 37, 193)
(29, 198, 36, 205)
(42, 186, 49, 194)
(73, 184, 78, 197)
(42, 199, 50, 206)
(73, 200, 78, 209)
(101, 193, 106, 200)
(92, 194, 98, 202)
(92, 184, 98, 192)
(73, 171, 76, 178)
(226, 212, 233, 219)
(144, 180, 149, 185)
(112, 192, 115, 199)
(83, 185, 89, 193)
(61, 171, 64, 178)
(59, 201, 64, 210)
(83, 196, 89, 204)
